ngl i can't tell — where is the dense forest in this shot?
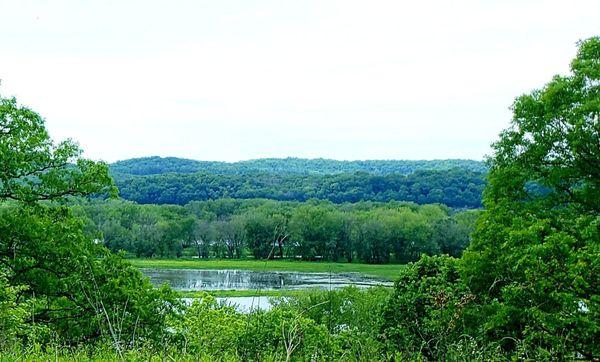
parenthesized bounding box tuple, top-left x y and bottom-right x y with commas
(73, 199, 478, 263)
(110, 156, 487, 176)
(0, 37, 598, 360)
(112, 168, 486, 207)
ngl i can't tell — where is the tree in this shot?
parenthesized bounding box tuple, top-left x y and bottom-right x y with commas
(386, 207, 441, 263)
(289, 205, 340, 260)
(0, 94, 178, 346)
(333, 211, 355, 262)
(244, 210, 289, 259)
(353, 214, 391, 264)
(0, 270, 29, 349)
(431, 211, 479, 258)
(192, 220, 214, 258)
(0, 97, 115, 202)
(214, 217, 246, 258)
(113, 167, 486, 208)
(461, 37, 600, 358)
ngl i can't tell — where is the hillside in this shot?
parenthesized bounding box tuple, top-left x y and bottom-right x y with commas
(109, 157, 487, 207)
(110, 156, 487, 176)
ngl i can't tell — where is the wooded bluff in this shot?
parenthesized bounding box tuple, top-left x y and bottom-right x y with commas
(110, 157, 487, 207)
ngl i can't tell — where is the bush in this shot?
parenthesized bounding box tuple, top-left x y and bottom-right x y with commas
(238, 306, 331, 361)
(381, 255, 476, 360)
(172, 292, 244, 355)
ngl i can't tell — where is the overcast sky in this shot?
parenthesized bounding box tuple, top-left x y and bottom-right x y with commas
(1, 1, 598, 162)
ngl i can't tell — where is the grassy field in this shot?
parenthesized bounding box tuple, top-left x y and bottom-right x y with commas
(129, 258, 403, 280)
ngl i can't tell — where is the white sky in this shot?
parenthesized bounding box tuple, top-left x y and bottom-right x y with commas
(1, 1, 598, 162)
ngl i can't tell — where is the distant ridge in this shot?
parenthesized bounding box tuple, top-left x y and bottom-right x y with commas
(108, 157, 487, 208)
(110, 156, 487, 176)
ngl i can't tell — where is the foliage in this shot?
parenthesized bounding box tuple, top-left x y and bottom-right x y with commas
(0, 96, 116, 202)
(110, 156, 487, 176)
(74, 198, 478, 264)
(275, 286, 390, 338)
(0, 205, 178, 344)
(3, 36, 599, 361)
(172, 292, 244, 355)
(113, 168, 486, 208)
(170, 287, 393, 361)
(381, 255, 476, 360)
(239, 307, 331, 360)
(0, 271, 31, 349)
(0, 94, 179, 349)
(461, 36, 600, 359)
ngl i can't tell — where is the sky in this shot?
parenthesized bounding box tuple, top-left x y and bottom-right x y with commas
(1, 1, 598, 163)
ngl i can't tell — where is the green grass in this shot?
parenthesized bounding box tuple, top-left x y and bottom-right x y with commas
(129, 258, 403, 280)
(178, 289, 313, 298)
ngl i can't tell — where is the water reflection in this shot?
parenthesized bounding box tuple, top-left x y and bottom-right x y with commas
(142, 268, 391, 291)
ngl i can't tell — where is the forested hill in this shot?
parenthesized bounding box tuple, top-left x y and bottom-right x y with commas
(110, 156, 487, 176)
(110, 157, 487, 208)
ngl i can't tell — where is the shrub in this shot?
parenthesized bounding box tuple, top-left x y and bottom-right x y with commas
(381, 255, 476, 360)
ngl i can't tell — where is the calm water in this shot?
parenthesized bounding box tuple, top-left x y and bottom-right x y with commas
(142, 268, 392, 291)
(145, 268, 392, 312)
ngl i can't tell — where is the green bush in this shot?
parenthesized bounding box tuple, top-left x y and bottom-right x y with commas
(381, 255, 476, 360)
(238, 306, 331, 361)
(172, 292, 244, 355)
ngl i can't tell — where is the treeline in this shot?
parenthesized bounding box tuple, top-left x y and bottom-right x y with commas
(73, 199, 479, 263)
(110, 156, 487, 176)
(112, 168, 486, 207)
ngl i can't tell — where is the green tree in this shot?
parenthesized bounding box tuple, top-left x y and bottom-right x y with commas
(462, 37, 600, 358)
(0, 97, 115, 202)
(431, 210, 479, 257)
(289, 205, 340, 260)
(353, 214, 391, 264)
(0, 270, 30, 349)
(214, 216, 246, 258)
(243, 205, 289, 259)
(0, 95, 178, 347)
(192, 219, 214, 258)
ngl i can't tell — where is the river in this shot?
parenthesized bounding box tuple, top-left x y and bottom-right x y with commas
(142, 268, 392, 312)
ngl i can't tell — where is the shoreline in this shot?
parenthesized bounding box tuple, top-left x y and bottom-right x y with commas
(129, 258, 403, 280)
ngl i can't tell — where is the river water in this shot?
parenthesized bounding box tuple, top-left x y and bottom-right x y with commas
(142, 268, 392, 312)
(142, 268, 391, 291)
